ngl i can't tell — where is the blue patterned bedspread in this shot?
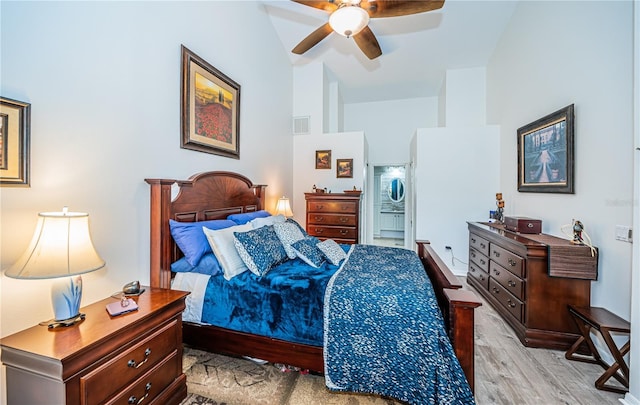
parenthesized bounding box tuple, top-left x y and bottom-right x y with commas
(324, 244, 475, 404)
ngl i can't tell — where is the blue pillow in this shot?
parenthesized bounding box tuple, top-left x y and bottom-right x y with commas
(233, 226, 288, 277)
(170, 253, 222, 276)
(227, 210, 271, 225)
(169, 219, 237, 266)
(286, 218, 308, 236)
(291, 237, 325, 268)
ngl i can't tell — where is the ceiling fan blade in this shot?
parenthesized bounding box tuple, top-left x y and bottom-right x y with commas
(361, 0, 445, 18)
(291, 0, 339, 13)
(353, 26, 382, 60)
(292, 23, 334, 55)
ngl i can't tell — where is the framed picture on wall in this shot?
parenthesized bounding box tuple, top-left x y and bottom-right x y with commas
(0, 97, 30, 187)
(181, 45, 241, 159)
(336, 159, 353, 178)
(316, 150, 331, 169)
(517, 104, 574, 193)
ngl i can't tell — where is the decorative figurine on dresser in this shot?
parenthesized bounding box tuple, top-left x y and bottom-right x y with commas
(466, 221, 598, 350)
(304, 191, 362, 244)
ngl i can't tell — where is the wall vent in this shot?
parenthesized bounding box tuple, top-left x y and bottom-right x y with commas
(293, 116, 310, 135)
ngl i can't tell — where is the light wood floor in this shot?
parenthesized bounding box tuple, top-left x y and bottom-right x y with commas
(467, 276, 625, 404)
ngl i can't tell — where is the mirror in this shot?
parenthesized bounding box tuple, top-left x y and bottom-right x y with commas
(388, 178, 405, 202)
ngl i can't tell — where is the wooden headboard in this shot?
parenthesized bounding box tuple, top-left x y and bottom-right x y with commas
(145, 171, 267, 288)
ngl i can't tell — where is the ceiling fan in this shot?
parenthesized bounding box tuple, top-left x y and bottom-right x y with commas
(291, 0, 445, 60)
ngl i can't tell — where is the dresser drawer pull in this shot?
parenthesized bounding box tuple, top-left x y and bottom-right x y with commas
(480, 259, 486, 266)
(314, 216, 324, 221)
(127, 348, 151, 369)
(339, 229, 348, 235)
(493, 251, 501, 258)
(508, 258, 516, 267)
(492, 287, 500, 294)
(480, 243, 486, 249)
(471, 237, 476, 244)
(508, 280, 516, 287)
(316, 204, 324, 209)
(493, 269, 500, 275)
(128, 383, 151, 405)
(339, 217, 348, 223)
(507, 299, 516, 308)
(314, 228, 324, 234)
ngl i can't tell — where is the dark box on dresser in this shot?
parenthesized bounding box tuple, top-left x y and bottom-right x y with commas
(504, 216, 542, 234)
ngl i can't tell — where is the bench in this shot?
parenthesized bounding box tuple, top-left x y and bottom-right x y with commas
(565, 305, 630, 393)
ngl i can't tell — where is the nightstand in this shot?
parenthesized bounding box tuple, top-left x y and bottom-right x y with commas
(1, 287, 189, 405)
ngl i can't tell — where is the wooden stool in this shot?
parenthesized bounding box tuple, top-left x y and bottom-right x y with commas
(565, 305, 630, 394)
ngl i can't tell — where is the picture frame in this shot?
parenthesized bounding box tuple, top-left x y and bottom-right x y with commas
(315, 150, 331, 169)
(336, 158, 353, 178)
(181, 45, 240, 159)
(0, 97, 30, 187)
(517, 104, 574, 193)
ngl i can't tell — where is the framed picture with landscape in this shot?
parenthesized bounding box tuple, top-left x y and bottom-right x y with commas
(0, 97, 30, 187)
(181, 45, 240, 159)
(336, 159, 353, 178)
(315, 150, 331, 169)
(517, 104, 574, 193)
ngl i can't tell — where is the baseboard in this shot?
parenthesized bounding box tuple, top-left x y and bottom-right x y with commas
(620, 392, 640, 405)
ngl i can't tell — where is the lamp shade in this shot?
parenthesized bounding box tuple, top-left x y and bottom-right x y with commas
(275, 197, 294, 218)
(329, 6, 369, 37)
(5, 209, 105, 279)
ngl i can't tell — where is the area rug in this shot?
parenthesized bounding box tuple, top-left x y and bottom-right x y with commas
(181, 347, 402, 405)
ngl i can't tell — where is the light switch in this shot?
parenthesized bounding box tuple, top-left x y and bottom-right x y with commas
(615, 225, 632, 242)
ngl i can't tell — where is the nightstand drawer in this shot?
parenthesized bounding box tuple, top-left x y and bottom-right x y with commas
(106, 350, 180, 405)
(307, 213, 356, 226)
(81, 319, 179, 404)
(307, 201, 357, 214)
(308, 225, 356, 240)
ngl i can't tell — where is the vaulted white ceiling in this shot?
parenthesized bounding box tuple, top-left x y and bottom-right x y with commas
(262, 0, 518, 103)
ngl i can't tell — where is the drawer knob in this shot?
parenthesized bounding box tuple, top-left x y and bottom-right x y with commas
(508, 280, 516, 287)
(494, 251, 501, 258)
(339, 229, 348, 235)
(127, 348, 151, 369)
(471, 238, 476, 243)
(508, 258, 516, 266)
(317, 204, 324, 209)
(507, 299, 516, 308)
(128, 383, 151, 405)
(314, 228, 324, 234)
(493, 269, 500, 275)
(314, 216, 324, 221)
(492, 287, 499, 294)
(480, 243, 486, 249)
(339, 217, 348, 223)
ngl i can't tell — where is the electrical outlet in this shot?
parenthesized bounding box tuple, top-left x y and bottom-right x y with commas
(615, 225, 632, 242)
(445, 246, 452, 250)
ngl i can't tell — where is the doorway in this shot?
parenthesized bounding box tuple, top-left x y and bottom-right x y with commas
(367, 164, 412, 249)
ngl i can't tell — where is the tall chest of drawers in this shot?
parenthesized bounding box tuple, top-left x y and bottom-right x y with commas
(304, 192, 362, 244)
(1, 288, 189, 405)
(466, 222, 596, 350)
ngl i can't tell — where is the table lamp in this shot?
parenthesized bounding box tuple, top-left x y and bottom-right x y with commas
(4, 207, 105, 328)
(274, 196, 294, 218)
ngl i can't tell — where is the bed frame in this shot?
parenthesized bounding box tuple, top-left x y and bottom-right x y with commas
(146, 171, 482, 391)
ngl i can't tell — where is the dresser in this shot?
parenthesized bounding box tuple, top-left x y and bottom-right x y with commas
(1, 288, 189, 405)
(304, 192, 362, 244)
(466, 222, 597, 350)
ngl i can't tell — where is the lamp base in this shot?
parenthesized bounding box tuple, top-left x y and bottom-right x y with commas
(40, 313, 86, 329)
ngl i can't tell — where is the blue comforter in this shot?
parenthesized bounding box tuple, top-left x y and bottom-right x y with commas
(324, 244, 475, 404)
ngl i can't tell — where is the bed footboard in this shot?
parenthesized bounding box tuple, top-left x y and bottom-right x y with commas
(416, 240, 481, 392)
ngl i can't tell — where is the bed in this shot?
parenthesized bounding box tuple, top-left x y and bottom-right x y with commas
(146, 171, 482, 403)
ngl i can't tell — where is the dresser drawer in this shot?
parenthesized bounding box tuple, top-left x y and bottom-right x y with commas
(490, 262, 524, 301)
(468, 261, 489, 290)
(81, 319, 179, 404)
(489, 244, 524, 277)
(469, 248, 489, 272)
(307, 201, 357, 214)
(105, 350, 180, 405)
(307, 213, 356, 226)
(469, 233, 490, 256)
(489, 279, 524, 322)
(308, 225, 356, 240)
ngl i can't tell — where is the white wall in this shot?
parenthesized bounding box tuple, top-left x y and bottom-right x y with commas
(0, 1, 293, 341)
(293, 62, 325, 135)
(413, 126, 501, 272)
(486, 0, 634, 321)
(291, 131, 367, 228)
(445, 67, 487, 127)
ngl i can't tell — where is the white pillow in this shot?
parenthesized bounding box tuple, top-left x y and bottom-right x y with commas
(203, 223, 252, 280)
(273, 221, 305, 259)
(251, 214, 286, 229)
(317, 239, 348, 266)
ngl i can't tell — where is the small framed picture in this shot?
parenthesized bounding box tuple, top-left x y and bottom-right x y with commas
(336, 159, 353, 178)
(315, 150, 331, 169)
(0, 97, 30, 187)
(517, 104, 574, 193)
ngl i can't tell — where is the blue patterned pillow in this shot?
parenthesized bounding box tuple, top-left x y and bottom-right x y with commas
(234, 226, 288, 276)
(170, 253, 222, 276)
(273, 222, 305, 259)
(286, 218, 308, 236)
(169, 219, 237, 266)
(227, 210, 271, 225)
(291, 237, 325, 268)
(317, 239, 348, 265)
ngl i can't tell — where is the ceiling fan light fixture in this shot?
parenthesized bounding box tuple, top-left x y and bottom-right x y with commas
(329, 6, 369, 38)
